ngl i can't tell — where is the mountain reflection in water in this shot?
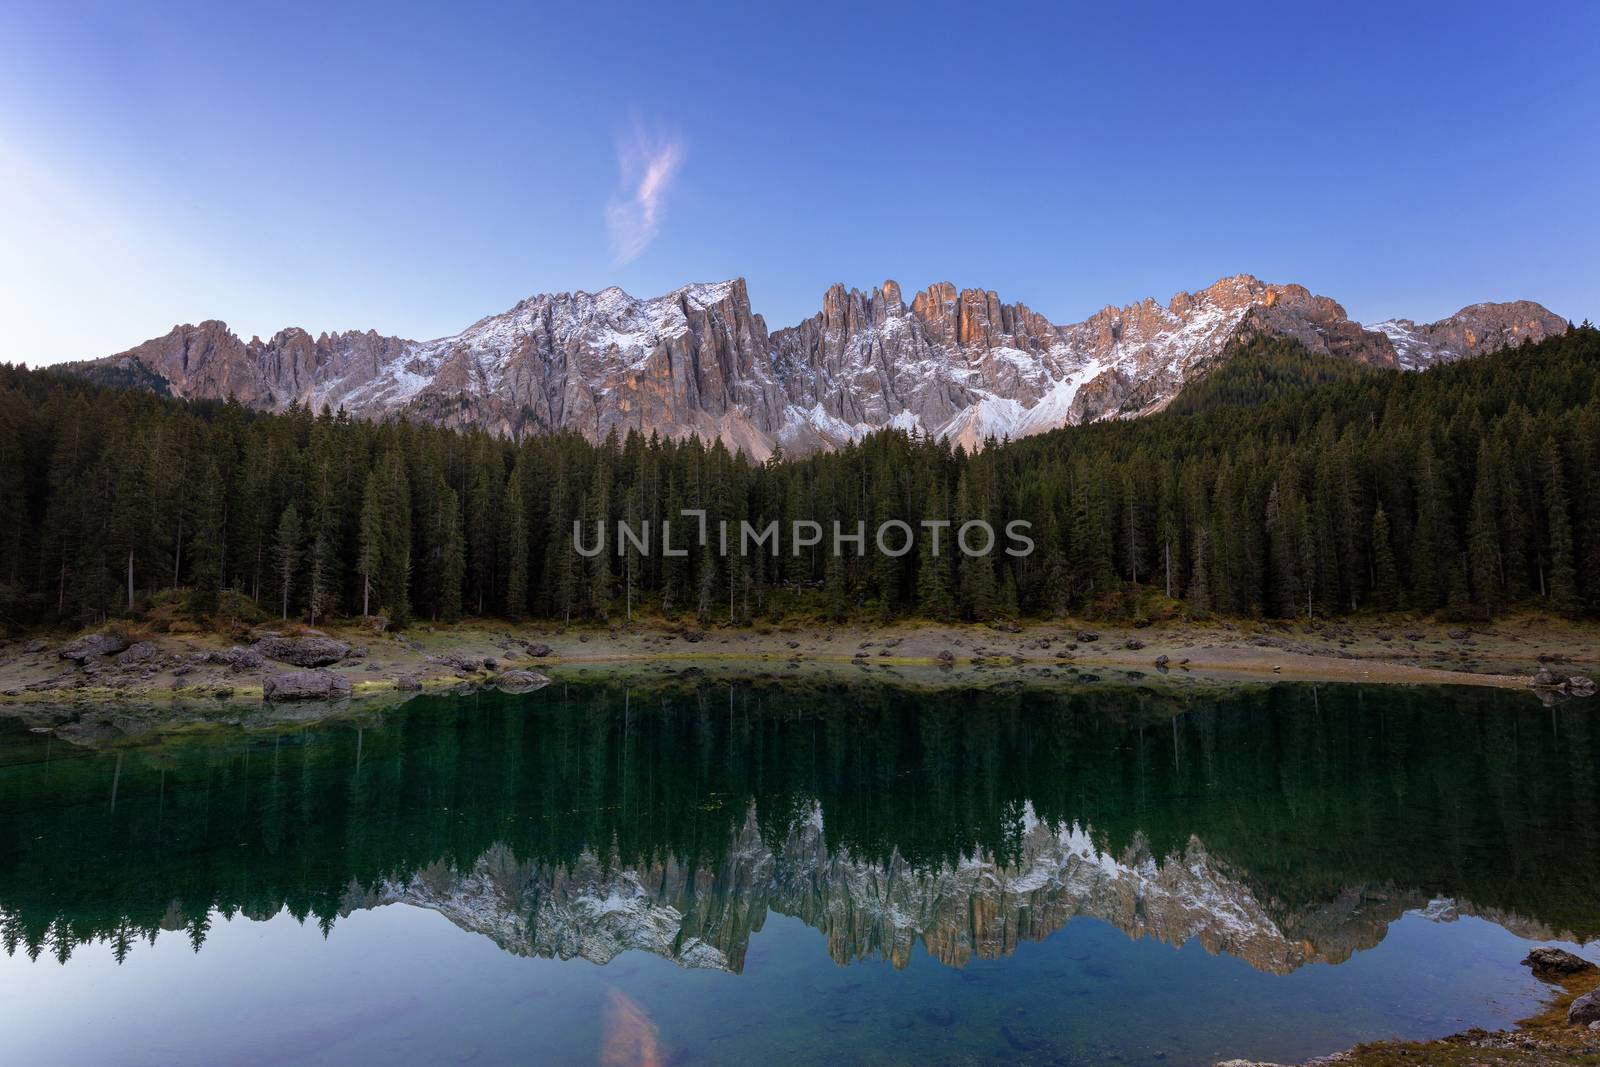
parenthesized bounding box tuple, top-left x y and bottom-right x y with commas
(1, 681, 1595, 977)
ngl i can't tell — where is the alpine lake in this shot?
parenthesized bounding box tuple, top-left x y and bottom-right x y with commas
(1, 676, 1596, 1066)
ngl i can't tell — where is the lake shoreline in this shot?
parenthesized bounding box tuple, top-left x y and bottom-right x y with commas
(1, 613, 1595, 713)
(1220, 965, 1600, 1066)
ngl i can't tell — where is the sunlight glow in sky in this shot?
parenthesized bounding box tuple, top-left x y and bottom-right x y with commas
(2, 0, 1595, 365)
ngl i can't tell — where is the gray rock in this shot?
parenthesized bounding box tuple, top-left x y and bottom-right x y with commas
(1124, 638, 1145, 650)
(433, 652, 486, 672)
(58, 632, 130, 663)
(1523, 947, 1597, 979)
(524, 643, 554, 658)
(253, 634, 351, 667)
(262, 671, 351, 702)
(1569, 675, 1597, 695)
(114, 642, 159, 668)
(224, 647, 268, 673)
(1532, 668, 1561, 688)
(1570, 989, 1600, 1026)
(493, 669, 550, 694)
(23, 639, 48, 654)
(1076, 630, 1099, 643)
(395, 674, 423, 691)
(1154, 654, 1169, 668)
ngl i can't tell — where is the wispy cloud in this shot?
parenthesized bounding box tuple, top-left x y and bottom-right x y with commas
(605, 124, 684, 265)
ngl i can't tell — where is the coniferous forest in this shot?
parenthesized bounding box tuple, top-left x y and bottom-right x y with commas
(1, 324, 1596, 631)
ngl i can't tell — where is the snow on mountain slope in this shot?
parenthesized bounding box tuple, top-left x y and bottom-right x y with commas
(75, 275, 1566, 458)
(1368, 300, 1567, 371)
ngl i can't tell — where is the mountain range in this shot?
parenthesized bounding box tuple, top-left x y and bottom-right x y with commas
(332, 804, 1559, 977)
(73, 275, 1567, 457)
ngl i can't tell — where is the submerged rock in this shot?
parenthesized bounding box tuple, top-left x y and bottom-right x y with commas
(262, 670, 351, 702)
(1523, 946, 1597, 979)
(493, 670, 550, 694)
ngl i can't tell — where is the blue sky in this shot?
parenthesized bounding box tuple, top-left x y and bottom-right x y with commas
(3, 0, 1595, 365)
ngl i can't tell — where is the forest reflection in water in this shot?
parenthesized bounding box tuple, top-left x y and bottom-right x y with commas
(1, 678, 1594, 977)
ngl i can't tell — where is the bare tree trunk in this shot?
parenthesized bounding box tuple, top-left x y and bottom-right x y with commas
(127, 550, 135, 612)
(362, 572, 370, 617)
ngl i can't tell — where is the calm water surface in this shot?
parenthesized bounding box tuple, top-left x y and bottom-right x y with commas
(0, 680, 1596, 1066)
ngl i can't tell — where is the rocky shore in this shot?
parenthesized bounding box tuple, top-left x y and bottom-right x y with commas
(0, 612, 1593, 745)
(3, 612, 1596, 711)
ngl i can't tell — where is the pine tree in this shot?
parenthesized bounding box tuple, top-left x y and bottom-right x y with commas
(1542, 436, 1578, 614)
(585, 460, 612, 620)
(1371, 504, 1399, 611)
(272, 503, 302, 621)
(187, 458, 225, 615)
(373, 451, 412, 626)
(915, 483, 954, 619)
(1467, 443, 1502, 614)
(824, 551, 849, 621)
(437, 483, 466, 623)
(357, 474, 381, 618)
(502, 464, 529, 621)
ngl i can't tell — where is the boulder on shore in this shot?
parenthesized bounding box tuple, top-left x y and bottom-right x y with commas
(263, 670, 351, 702)
(59, 632, 131, 663)
(253, 634, 351, 668)
(428, 652, 488, 673)
(114, 641, 160, 668)
(1571, 989, 1600, 1026)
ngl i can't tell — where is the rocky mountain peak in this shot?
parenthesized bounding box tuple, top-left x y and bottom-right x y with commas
(73, 274, 1567, 459)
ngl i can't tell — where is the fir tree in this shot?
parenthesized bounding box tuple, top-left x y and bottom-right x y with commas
(272, 503, 302, 621)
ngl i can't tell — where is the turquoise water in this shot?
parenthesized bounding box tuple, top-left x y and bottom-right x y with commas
(0, 681, 1595, 1065)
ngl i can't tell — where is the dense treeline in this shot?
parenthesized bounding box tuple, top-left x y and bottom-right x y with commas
(0, 323, 1596, 628)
